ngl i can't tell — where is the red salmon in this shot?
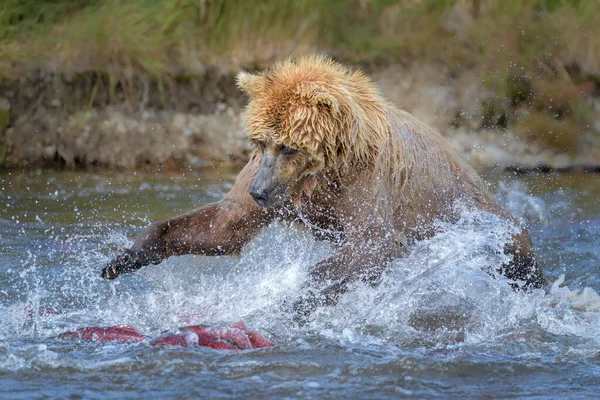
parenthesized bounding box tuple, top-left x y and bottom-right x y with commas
(59, 325, 149, 343)
(61, 321, 275, 350)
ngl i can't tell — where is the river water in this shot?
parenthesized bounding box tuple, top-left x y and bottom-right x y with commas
(0, 168, 599, 398)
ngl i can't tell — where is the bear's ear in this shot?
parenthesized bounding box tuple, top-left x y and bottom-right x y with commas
(236, 71, 264, 96)
(311, 89, 339, 115)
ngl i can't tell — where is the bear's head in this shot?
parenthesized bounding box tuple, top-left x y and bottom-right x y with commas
(237, 55, 383, 208)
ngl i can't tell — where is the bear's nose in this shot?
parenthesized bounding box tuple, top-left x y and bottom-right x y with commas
(250, 189, 269, 207)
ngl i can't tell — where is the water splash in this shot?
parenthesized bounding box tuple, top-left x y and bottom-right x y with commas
(1, 175, 600, 377)
(496, 181, 551, 223)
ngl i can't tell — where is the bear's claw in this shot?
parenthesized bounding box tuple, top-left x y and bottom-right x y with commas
(100, 250, 135, 279)
(101, 263, 119, 279)
(101, 249, 163, 279)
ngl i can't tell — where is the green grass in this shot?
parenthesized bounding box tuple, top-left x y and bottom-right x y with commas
(3, 1, 596, 74)
(1, 0, 599, 151)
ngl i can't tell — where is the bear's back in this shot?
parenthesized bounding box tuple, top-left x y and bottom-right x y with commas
(388, 109, 512, 236)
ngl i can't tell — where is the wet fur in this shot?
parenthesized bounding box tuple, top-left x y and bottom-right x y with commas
(102, 55, 545, 319)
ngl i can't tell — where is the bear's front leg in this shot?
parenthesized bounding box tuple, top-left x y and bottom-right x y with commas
(292, 243, 398, 325)
(100, 156, 269, 280)
(100, 199, 271, 279)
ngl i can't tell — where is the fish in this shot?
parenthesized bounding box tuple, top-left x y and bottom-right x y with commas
(59, 325, 149, 343)
(230, 321, 276, 348)
(151, 333, 196, 348)
(60, 321, 275, 350)
(163, 321, 275, 350)
(178, 325, 252, 350)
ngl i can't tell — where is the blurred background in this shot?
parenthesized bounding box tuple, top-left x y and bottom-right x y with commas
(0, 0, 598, 171)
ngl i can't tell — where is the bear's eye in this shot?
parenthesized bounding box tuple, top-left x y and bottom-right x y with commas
(280, 146, 299, 156)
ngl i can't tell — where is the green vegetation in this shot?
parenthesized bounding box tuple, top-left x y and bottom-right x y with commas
(2, 0, 598, 73)
(1, 0, 599, 151)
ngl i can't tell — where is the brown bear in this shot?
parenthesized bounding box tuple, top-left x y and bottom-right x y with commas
(101, 55, 545, 321)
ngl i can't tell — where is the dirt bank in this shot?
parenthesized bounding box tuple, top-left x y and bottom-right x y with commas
(0, 64, 598, 171)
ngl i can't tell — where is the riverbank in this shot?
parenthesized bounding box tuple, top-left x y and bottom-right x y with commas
(1, 62, 598, 171)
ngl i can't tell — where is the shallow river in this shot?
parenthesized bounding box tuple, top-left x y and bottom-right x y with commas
(1, 168, 599, 398)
